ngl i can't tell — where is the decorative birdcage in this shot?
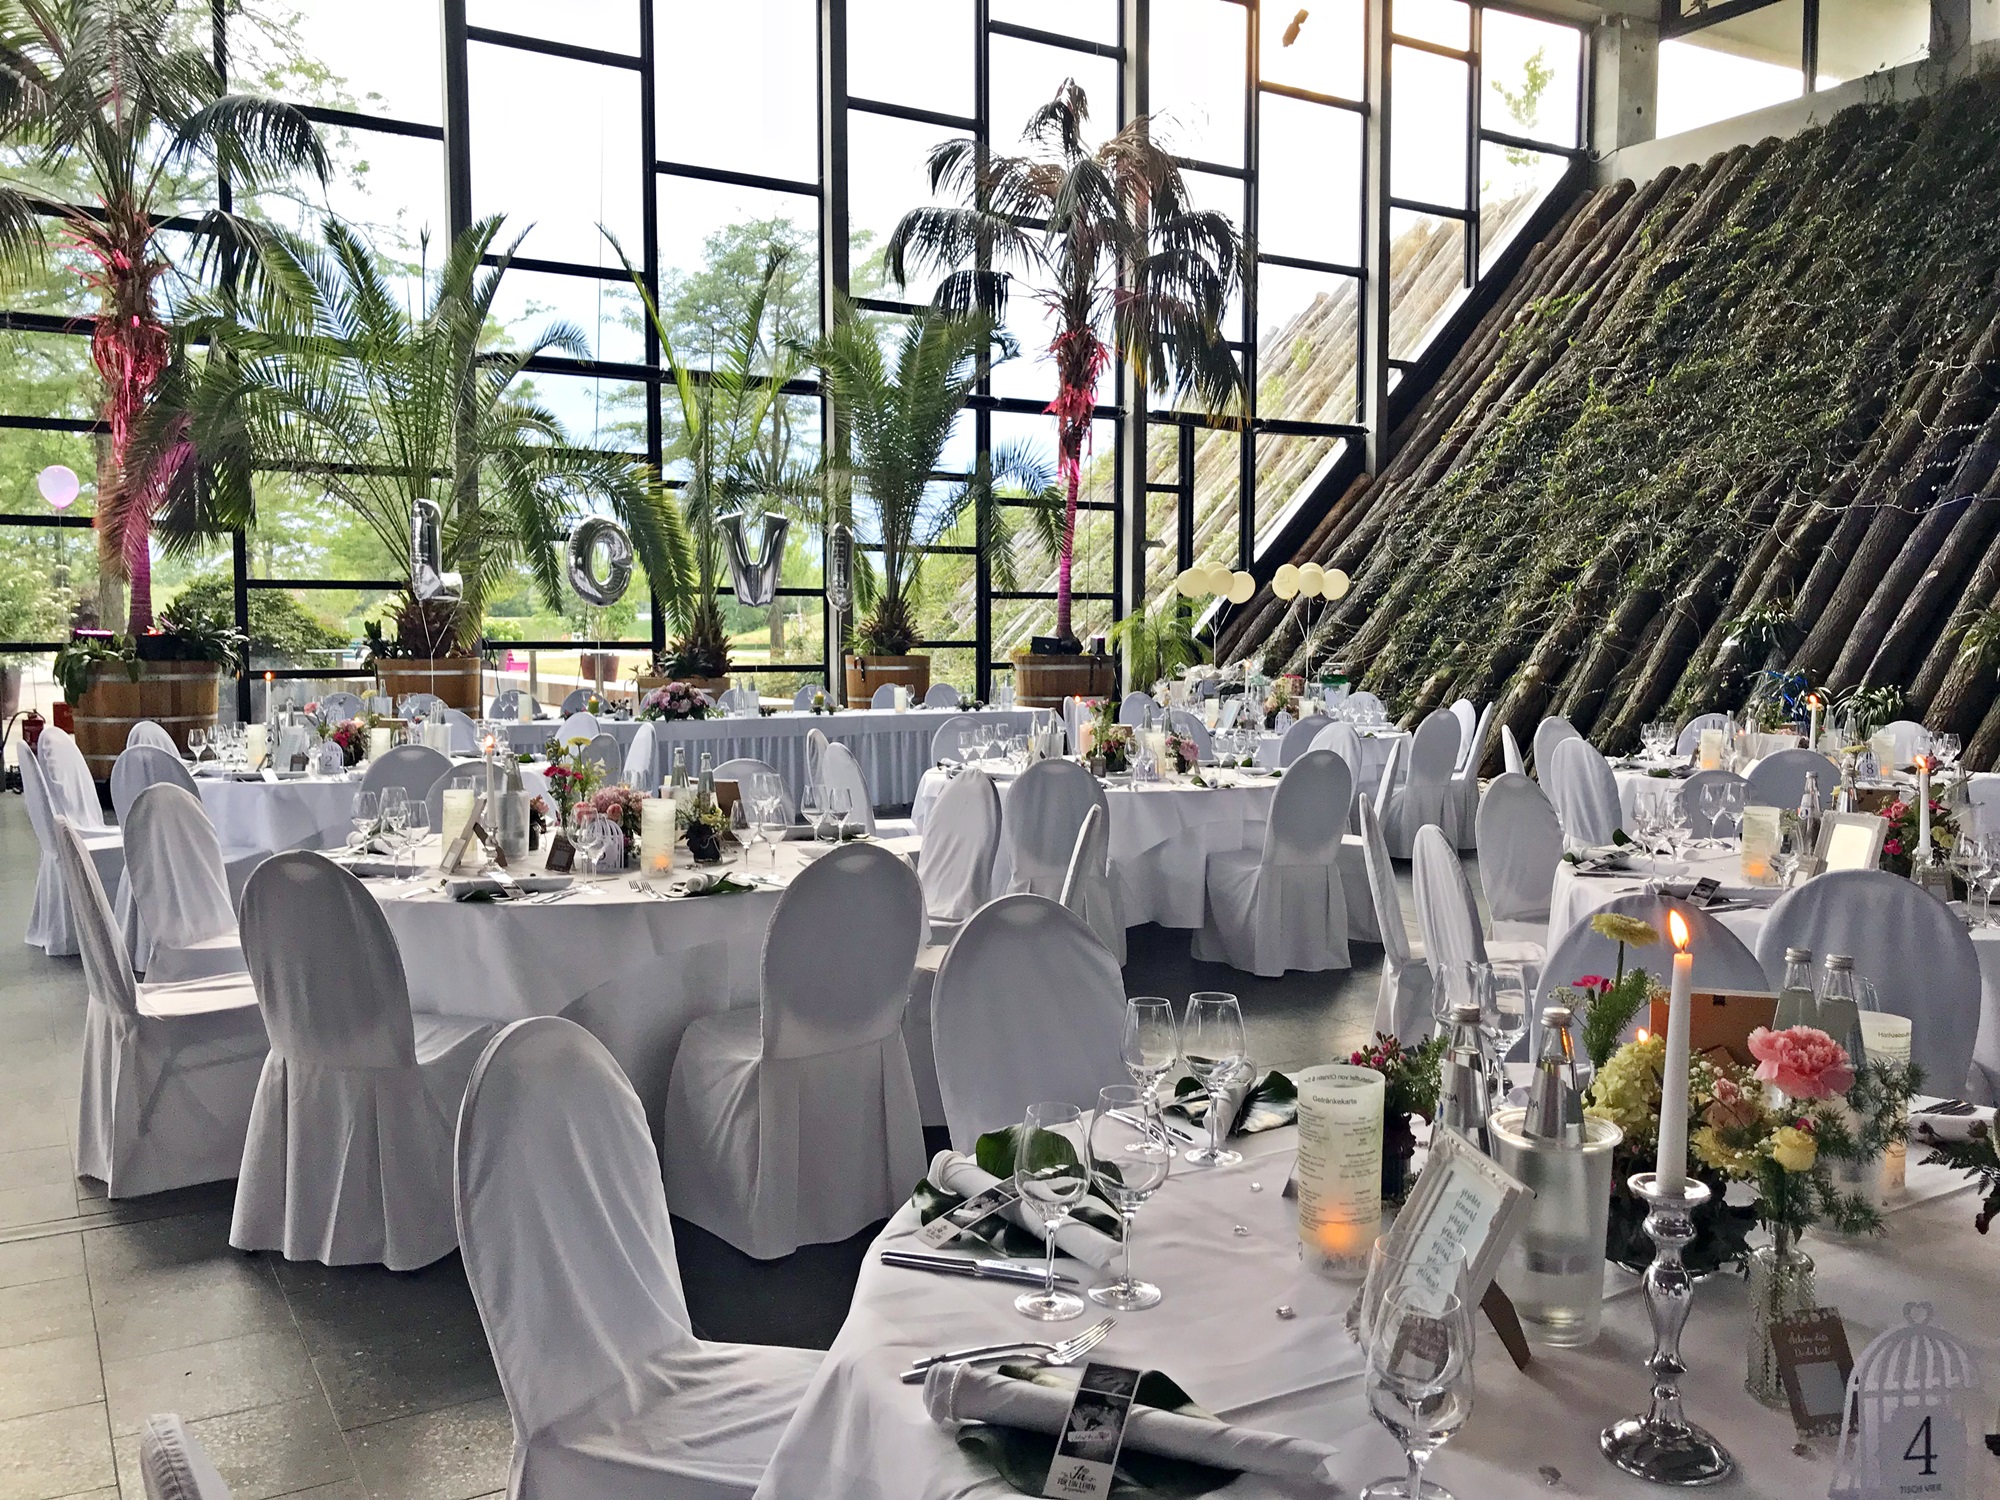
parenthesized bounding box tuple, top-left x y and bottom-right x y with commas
(1830, 1302, 1984, 1500)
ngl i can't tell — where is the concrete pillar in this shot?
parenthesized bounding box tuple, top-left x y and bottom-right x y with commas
(1591, 14, 1659, 157)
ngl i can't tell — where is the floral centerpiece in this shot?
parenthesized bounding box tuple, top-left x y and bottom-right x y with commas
(1347, 1032, 1446, 1203)
(638, 681, 714, 723)
(586, 785, 643, 865)
(329, 716, 372, 768)
(1082, 698, 1134, 772)
(1878, 788, 1956, 876)
(807, 688, 832, 715)
(1164, 731, 1200, 776)
(1261, 674, 1302, 729)
(541, 736, 606, 825)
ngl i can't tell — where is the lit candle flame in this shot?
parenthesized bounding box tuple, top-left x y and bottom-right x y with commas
(1636, 1028, 1651, 1044)
(1668, 909, 1690, 951)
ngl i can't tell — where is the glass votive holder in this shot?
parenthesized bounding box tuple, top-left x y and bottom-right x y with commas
(641, 796, 677, 885)
(439, 789, 475, 867)
(1295, 1063, 1384, 1279)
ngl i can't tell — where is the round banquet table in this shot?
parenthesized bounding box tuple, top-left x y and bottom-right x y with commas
(195, 768, 365, 853)
(754, 1125, 1996, 1500)
(1254, 725, 1409, 788)
(501, 717, 642, 756)
(908, 764, 1378, 940)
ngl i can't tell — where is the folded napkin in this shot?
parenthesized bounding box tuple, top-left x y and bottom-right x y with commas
(332, 856, 402, 878)
(666, 871, 760, 897)
(1562, 842, 1633, 871)
(442, 873, 572, 900)
(923, 1363, 1339, 1488)
(926, 1151, 1118, 1269)
(1165, 1068, 1297, 1136)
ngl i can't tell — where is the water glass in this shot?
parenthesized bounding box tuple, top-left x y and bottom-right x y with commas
(1182, 993, 1246, 1167)
(350, 791, 379, 851)
(187, 727, 207, 763)
(1013, 1102, 1089, 1322)
(400, 804, 430, 879)
(1352, 1234, 1469, 1352)
(829, 785, 858, 840)
(1121, 997, 1180, 1105)
(1362, 1289, 1476, 1500)
(1087, 1086, 1173, 1310)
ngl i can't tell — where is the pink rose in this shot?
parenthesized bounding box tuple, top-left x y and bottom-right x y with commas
(1747, 1025, 1855, 1099)
(1884, 838, 1902, 856)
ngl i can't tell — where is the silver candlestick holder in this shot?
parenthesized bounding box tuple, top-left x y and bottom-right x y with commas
(1601, 1173, 1736, 1487)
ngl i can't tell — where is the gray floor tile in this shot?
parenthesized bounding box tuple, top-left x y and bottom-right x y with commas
(273, 1259, 484, 1358)
(0, 1275, 92, 1349)
(0, 1337, 103, 1423)
(0, 1182, 81, 1234)
(79, 1208, 238, 1277)
(268, 1485, 367, 1500)
(0, 1149, 74, 1193)
(112, 1397, 356, 1500)
(89, 1255, 290, 1364)
(103, 1327, 320, 1437)
(0, 1234, 82, 1290)
(311, 1323, 499, 1431)
(0, 1402, 114, 1500)
(347, 1396, 511, 1500)
(0, 1093, 70, 1154)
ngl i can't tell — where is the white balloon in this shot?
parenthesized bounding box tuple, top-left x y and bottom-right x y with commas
(1202, 564, 1234, 596)
(1271, 563, 1300, 601)
(1297, 562, 1326, 598)
(1322, 568, 1352, 601)
(37, 465, 78, 509)
(1226, 570, 1255, 604)
(1176, 566, 1208, 598)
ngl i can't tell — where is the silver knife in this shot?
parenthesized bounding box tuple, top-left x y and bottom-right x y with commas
(880, 1251, 1079, 1287)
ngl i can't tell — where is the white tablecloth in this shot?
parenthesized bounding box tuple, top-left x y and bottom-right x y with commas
(195, 771, 362, 853)
(501, 718, 642, 756)
(757, 1125, 1995, 1500)
(1254, 727, 1408, 790)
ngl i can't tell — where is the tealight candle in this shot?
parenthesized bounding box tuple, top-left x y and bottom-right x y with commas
(1295, 1063, 1384, 1279)
(1655, 911, 1694, 1196)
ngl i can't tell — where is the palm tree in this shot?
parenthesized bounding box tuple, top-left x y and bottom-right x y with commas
(0, 0, 331, 633)
(146, 215, 690, 652)
(886, 79, 1244, 642)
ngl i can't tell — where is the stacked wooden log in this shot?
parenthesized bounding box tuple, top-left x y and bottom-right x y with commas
(1224, 74, 2000, 771)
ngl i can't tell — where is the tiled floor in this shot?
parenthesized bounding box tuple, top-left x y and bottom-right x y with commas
(0, 791, 1413, 1499)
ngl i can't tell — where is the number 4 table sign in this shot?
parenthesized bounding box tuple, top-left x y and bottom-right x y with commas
(1831, 1302, 1984, 1500)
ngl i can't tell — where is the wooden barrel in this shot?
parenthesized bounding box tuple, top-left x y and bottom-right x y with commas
(71, 659, 221, 779)
(376, 656, 482, 711)
(1011, 652, 1114, 709)
(843, 654, 931, 705)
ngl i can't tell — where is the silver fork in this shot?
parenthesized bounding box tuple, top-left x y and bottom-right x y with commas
(899, 1316, 1114, 1384)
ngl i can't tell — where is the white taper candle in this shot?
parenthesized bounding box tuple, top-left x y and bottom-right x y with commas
(1655, 910, 1694, 1197)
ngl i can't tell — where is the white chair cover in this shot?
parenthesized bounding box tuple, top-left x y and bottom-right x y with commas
(20, 741, 75, 953)
(125, 719, 181, 755)
(111, 744, 198, 825)
(1448, 699, 1477, 771)
(1277, 713, 1332, 768)
(359, 743, 452, 806)
(1165, 709, 1212, 760)
(924, 682, 962, 708)
(40, 726, 108, 827)
(1877, 719, 1929, 765)
(140, 1414, 233, 1500)
(1308, 718, 1365, 831)
(805, 727, 830, 788)
(931, 894, 1125, 1150)
(57, 819, 265, 1199)
(455, 1016, 824, 1498)
(1754, 871, 1982, 1096)
(231, 853, 493, 1268)
(713, 757, 798, 825)
(1501, 723, 1525, 776)
(791, 682, 822, 710)
(920, 770, 1001, 929)
(561, 688, 592, 713)
(1474, 772, 1562, 927)
(1059, 802, 1125, 963)
(1675, 712, 1732, 757)
(928, 712, 985, 764)
(869, 684, 897, 709)
(1449, 700, 1496, 849)
(442, 707, 478, 755)
(1744, 748, 1839, 811)
(1532, 715, 1580, 783)
(717, 688, 753, 713)
(1372, 734, 1403, 822)
(1677, 769, 1749, 836)
(1358, 800, 1430, 1044)
(316, 691, 364, 722)
(818, 740, 878, 835)
(1549, 736, 1623, 845)
(623, 720, 663, 791)
(558, 710, 600, 740)
(580, 732, 622, 778)
(1540, 892, 1765, 1012)
(490, 689, 539, 719)
(1117, 691, 1155, 727)
(662, 843, 927, 1259)
(125, 785, 245, 983)
(1004, 757, 1108, 897)
(1380, 710, 1463, 855)
(1192, 749, 1351, 977)
(398, 692, 446, 719)
(1410, 824, 1543, 989)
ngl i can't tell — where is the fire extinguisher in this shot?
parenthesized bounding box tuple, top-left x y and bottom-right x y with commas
(3, 709, 41, 795)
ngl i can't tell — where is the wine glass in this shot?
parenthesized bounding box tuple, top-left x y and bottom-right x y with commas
(1471, 961, 1529, 1091)
(1774, 818, 1807, 888)
(1121, 997, 1180, 1106)
(1720, 782, 1748, 844)
(186, 727, 207, 764)
(956, 730, 975, 768)
(1013, 1102, 1089, 1322)
(1362, 1289, 1476, 1500)
(1934, 732, 1962, 771)
(378, 788, 409, 860)
(1182, 993, 1246, 1168)
(729, 798, 752, 860)
(1698, 781, 1729, 843)
(350, 790, 379, 851)
(1352, 1234, 1469, 1352)
(828, 785, 857, 840)
(1087, 1086, 1173, 1310)
(800, 783, 833, 846)
(400, 803, 430, 880)
(752, 773, 787, 861)
(1957, 835, 1993, 925)
(1629, 795, 1660, 873)
(1658, 793, 1690, 861)
(1430, 961, 1475, 1031)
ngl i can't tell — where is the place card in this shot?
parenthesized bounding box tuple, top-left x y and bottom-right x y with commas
(544, 832, 576, 874)
(1042, 1363, 1141, 1500)
(1771, 1306, 1852, 1438)
(916, 1180, 1021, 1249)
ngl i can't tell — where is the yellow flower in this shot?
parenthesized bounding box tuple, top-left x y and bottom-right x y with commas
(1692, 1125, 1758, 1177)
(1769, 1125, 1818, 1173)
(1590, 913, 1659, 948)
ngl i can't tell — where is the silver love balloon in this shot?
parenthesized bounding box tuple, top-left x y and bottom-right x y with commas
(720, 511, 790, 609)
(825, 522, 855, 613)
(566, 516, 634, 607)
(409, 498, 462, 602)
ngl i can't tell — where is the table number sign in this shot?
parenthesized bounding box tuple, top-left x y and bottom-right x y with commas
(1042, 1363, 1141, 1500)
(1772, 1306, 1854, 1438)
(1831, 1303, 1984, 1500)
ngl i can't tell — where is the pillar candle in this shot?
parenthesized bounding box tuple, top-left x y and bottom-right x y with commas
(1807, 696, 1822, 754)
(1655, 911, 1694, 1196)
(245, 723, 267, 770)
(641, 796, 676, 882)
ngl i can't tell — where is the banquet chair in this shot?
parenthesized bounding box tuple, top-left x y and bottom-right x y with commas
(20, 746, 86, 955)
(1371, 735, 1403, 823)
(1474, 773, 1562, 933)
(560, 688, 591, 713)
(398, 692, 446, 720)
(1308, 718, 1365, 832)
(125, 719, 181, 755)
(790, 682, 823, 710)
(1193, 749, 1351, 977)
(623, 721, 663, 790)
(805, 726, 830, 791)
(928, 713, 984, 764)
(316, 691, 364, 722)
(1117, 691, 1156, 727)
(111, 744, 198, 825)
(931, 894, 1126, 1150)
(557, 710, 600, 741)
(1060, 803, 1125, 963)
(124, 785, 247, 982)
(1410, 824, 1544, 993)
(1876, 719, 1929, 766)
(1548, 736, 1623, 846)
(1541, 891, 1764, 1025)
(1004, 757, 1108, 897)
(1166, 709, 1213, 761)
(713, 758, 797, 825)
(1754, 871, 1984, 1099)
(904, 768, 1004, 1125)
(579, 732, 622, 779)
(442, 707, 478, 755)
(662, 842, 927, 1258)
(924, 682, 962, 708)
(1532, 715, 1581, 784)
(56, 819, 267, 1199)
(456, 1017, 824, 1498)
(1677, 769, 1749, 837)
(818, 740, 883, 836)
(139, 1414, 232, 1499)
(231, 853, 496, 1268)
(1346, 691, 1387, 721)
(1501, 724, 1525, 776)
(359, 744, 452, 808)
(869, 683, 897, 709)
(489, 689, 539, 719)
(1448, 701, 1496, 849)
(716, 687, 753, 713)
(1380, 710, 1463, 856)
(40, 726, 109, 827)
(1448, 699, 1477, 771)
(1744, 748, 1839, 812)
(1675, 712, 1732, 757)
(1358, 801, 1430, 1044)
(1276, 713, 1332, 767)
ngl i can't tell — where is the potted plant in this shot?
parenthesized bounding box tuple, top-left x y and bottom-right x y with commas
(887, 79, 1243, 701)
(53, 603, 242, 777)
(1107, 595, 1208, 696)
(148, 217, 690, 711)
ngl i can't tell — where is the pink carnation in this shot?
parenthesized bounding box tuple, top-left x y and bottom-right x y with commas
(1747, 1025, 1855, 1099)
(1573, 974, 1610, 992)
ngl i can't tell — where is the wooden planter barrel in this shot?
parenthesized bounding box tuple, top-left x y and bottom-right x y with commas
(844, 654, 930, 705)
(72, 659, 220, 779)
(376, 656, 481, 711)
(1011, 652, 1114, 709)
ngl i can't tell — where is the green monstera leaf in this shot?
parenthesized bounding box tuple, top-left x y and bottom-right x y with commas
(1165, 1070, 1298, 1135)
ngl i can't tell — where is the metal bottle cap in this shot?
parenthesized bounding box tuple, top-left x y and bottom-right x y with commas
(1825, 954, 1854, 972)
(1785, 947, 1814, 965)
(1451, 1002, 1482, 1026)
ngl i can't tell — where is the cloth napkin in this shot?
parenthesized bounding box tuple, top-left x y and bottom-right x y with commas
(922, 1363, 1340, 1487)
(926, 1151, 1118, 1269)
(1563, 843, 1632, 871)
(666, 871, 760, 897)
(442, 873, 572, 900)
(332, 856, 402, 878)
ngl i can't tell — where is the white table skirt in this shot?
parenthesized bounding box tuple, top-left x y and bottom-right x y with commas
(756, 1126, 1994, 1500)
(501, 718, 642, 756)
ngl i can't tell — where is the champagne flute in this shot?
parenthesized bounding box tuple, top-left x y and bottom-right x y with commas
(1087, 1086, 1173, 1310)
(1013, 1102, 1089, 1322)
(1182, 992, 1246, 1167)
(1121, 997, 1180, 1107)
(1362, 1289, 1476, 1500)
